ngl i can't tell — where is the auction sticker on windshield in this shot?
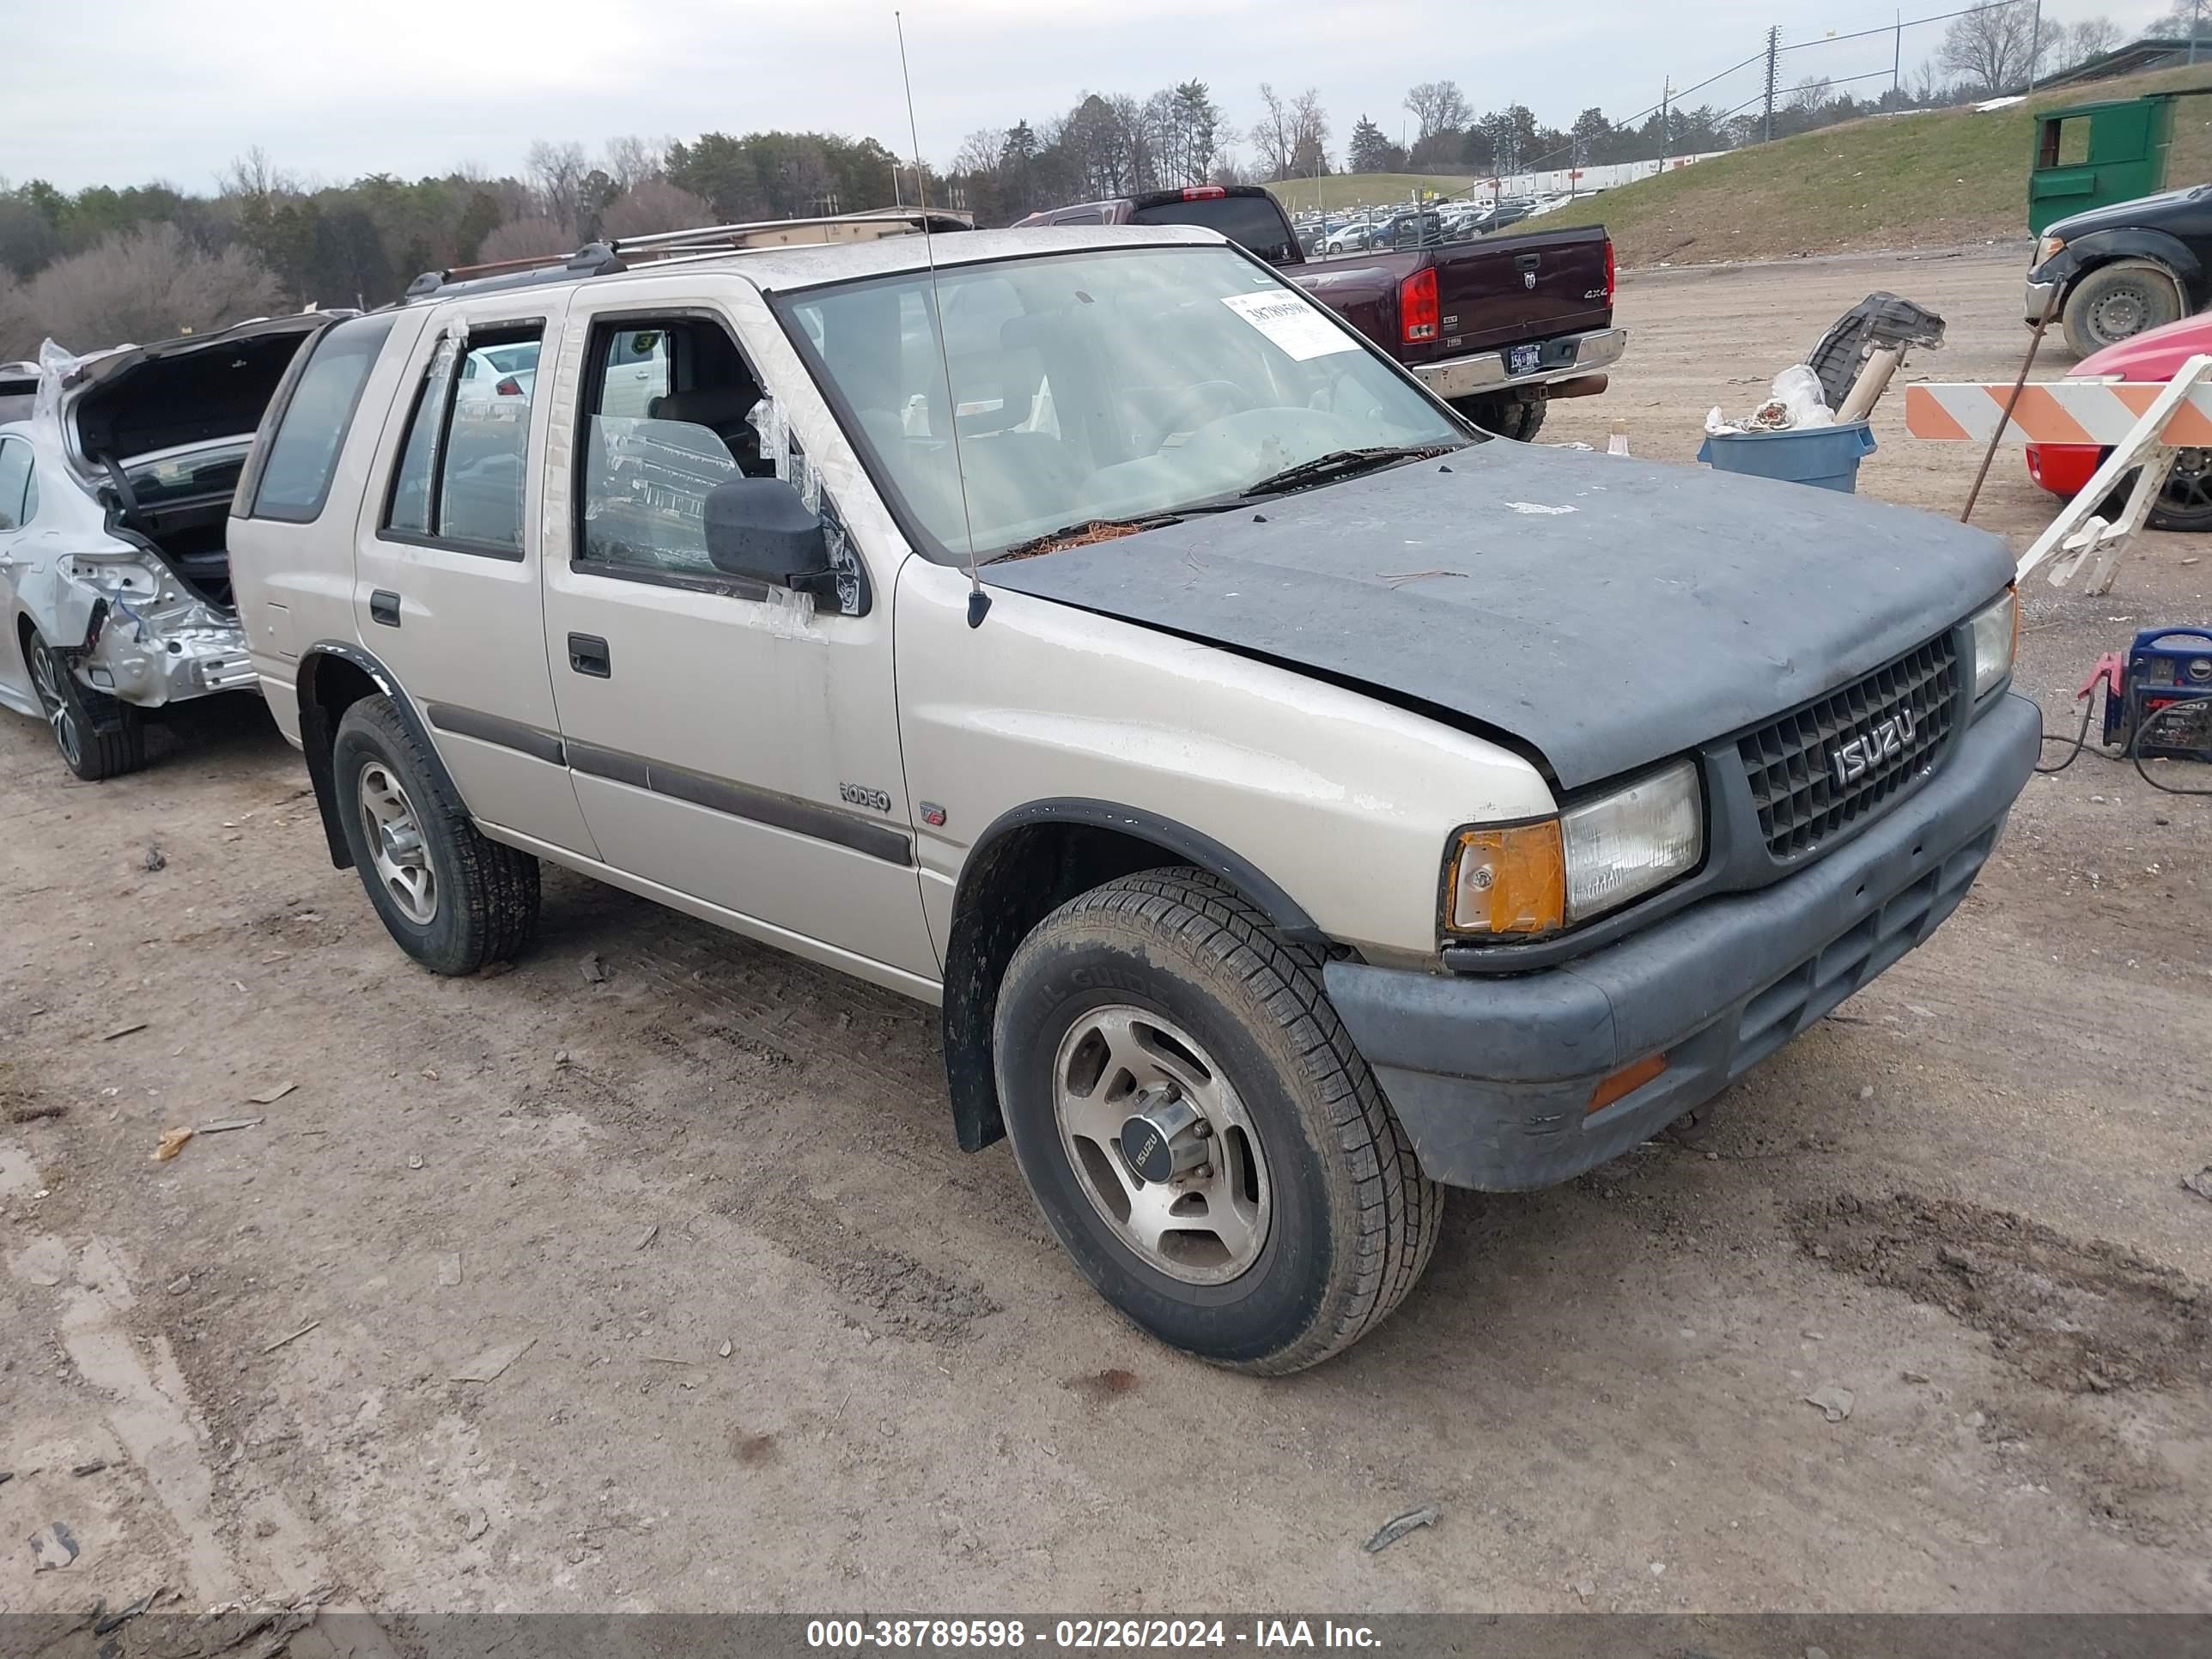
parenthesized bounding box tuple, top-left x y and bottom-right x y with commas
(1219, 290, 1361, 361)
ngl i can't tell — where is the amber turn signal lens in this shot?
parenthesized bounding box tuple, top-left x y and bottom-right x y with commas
(1589, 1054, 1667, 1114)
(1449, 822, 1565, 936)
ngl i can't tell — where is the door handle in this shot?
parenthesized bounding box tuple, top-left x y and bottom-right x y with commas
(369, 590, 401, 628)
(1515, 252, 1540, 272)
(568, 633, 611, 678)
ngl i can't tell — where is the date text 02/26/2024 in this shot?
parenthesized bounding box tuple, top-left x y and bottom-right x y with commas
(805, 1620, 1382, 1650)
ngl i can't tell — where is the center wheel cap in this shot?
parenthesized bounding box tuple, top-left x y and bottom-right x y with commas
(1120, 1085, 1212, 1184)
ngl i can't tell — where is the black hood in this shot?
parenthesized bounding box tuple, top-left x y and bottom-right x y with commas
(987, 442, 2014, 790)
(2043, 184, 2212, 245)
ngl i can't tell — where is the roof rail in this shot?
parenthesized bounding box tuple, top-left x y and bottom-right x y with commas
(400, 208, 975, 303)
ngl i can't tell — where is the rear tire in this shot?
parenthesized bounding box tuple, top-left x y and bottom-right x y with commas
(1454, 394, 1547, 442)
(331, 696, 539, 975)
(2062, 260, 2183, 356)
(25, 629, 144, 781)
(993, 867, 1439, 1374)
(2090, 447, 2212, 532)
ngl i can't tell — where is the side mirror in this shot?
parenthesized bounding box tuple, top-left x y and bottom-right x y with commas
(702, 477, 835, 598)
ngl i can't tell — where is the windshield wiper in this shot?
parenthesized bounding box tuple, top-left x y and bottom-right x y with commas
(1240, 443, 1461, 500)
(985, 498, 1244, 564)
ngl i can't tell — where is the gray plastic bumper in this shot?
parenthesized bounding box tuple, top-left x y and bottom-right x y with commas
(1324, 694, 2040, 1192)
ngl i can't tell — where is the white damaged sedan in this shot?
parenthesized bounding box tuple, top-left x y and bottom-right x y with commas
(0, 316, 331, 778)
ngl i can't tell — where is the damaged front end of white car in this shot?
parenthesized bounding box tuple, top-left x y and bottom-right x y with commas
(0, 315, 332, 779)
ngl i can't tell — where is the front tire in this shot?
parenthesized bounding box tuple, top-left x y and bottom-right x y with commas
(993, 868, 1439, 1374)
(25, 629, 144, 781)
(331, 696, 539, 975)
(2062, 260, 2183, 356)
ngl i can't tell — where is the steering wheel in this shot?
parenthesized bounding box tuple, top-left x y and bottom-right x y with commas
(1158, 380, 1256, 437)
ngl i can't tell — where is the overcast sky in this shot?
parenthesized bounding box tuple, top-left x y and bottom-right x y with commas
(3, 0, 2183, 193)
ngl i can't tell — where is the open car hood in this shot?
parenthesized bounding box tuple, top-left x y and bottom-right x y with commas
(44, 313, 334, 472)
(987, 441, 2014, 791)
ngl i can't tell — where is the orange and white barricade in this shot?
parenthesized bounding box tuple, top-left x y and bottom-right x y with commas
(1905, 355, 2212, 595)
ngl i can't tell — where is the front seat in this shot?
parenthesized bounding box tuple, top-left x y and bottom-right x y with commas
(647, 387, 767, 474)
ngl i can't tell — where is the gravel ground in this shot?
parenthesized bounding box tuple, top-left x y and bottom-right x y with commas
(3, 246, 2209, 1622)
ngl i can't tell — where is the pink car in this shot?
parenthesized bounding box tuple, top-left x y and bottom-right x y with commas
(2027, 309, 2212, 531)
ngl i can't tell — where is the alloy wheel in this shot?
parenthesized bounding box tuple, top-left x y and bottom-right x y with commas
(1050, 1004, 1271, 1285)
(356, 761, 438, 925)
(27, 639, 82, 771)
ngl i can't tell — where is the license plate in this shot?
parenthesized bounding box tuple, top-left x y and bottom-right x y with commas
(1509, 343, 1542, 377)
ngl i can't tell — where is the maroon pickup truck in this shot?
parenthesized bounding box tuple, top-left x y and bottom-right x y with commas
(1015, 185, 1625, 440)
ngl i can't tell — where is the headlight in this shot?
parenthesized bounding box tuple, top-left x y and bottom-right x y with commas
(2035, 234, 2065, 267)
(1446, 760, 1704, 939)
(1969, 588, 2019, 700)
(1560, 760, 1705, 922)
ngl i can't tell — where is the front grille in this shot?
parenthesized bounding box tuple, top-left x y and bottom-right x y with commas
(1738, 635, 1960, 860)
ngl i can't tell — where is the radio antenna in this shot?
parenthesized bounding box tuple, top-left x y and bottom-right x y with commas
(896, 9, 989, 628)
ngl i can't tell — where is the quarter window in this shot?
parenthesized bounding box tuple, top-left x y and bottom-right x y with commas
(382, 322, 544, 556)
(0, 438, 31, 532)
(251, 314, 399, 522)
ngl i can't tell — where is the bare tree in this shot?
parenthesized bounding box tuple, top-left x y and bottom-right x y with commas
(0, 223, 281, 359)
(526, 140, 592, 224)
(477, 216, 576, 264)
(1790, 75, 1833, 112)
(1936, 2, 2039, 94)
(1403, 81, 1472, 144)
(954, 129, 1008, 179)
(219, 145, 298, 200)
(602, 137, 668, 192)
(599, 179, 713, 238)
(1290, 88, 1332, 176)
(1252, 83, 1297, 180)
(2063, 15, 2124, 65)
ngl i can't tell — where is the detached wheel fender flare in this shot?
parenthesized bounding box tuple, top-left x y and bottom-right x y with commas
(295, 641, 466, 869)
(2053, 231, 2200, 309)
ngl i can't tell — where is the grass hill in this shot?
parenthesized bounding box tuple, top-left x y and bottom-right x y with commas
(1261, 172, 1483, 216)
(1583, 63, 2212, 268)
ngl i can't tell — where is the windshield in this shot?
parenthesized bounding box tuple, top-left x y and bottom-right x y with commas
(782, 245, 1466, 560)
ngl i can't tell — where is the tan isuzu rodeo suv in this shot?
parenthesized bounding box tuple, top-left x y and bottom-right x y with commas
(229, 219, 2035, 1373)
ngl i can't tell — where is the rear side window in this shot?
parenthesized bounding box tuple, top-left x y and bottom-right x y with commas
(381, 322, 544, 557)
(251, 315, 399, 523)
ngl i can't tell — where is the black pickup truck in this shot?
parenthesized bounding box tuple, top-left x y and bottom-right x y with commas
(1016, 185, 1625, 441)
(2027, 183, 2212, 356)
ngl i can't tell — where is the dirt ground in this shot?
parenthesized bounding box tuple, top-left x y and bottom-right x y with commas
(4, 246, 2210, 1625)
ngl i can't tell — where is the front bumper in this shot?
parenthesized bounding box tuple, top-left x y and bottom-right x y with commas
(1324, 694, 2040, 1191)
(2026, 274, 2061, 326)
(1416, 326, 1628, 403)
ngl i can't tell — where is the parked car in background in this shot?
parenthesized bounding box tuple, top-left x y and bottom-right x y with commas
(2025, 307, 2212, 530)
(453, 340, 540, 422)
(0, 314, 332, 778)
(2025, 183, 2212, 354)
(1015, 184, 1624, 441)
(229, 218, 2033, 1374)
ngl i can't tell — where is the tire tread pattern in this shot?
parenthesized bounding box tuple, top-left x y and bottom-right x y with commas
(1042, 867, 1439, 1374)
(341, 696, 539, 974)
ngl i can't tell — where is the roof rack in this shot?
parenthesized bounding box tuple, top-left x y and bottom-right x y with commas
(401, 208, 975, 302)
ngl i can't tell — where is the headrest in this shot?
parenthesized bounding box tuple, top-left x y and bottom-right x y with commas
(647, 387, 757, 428)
